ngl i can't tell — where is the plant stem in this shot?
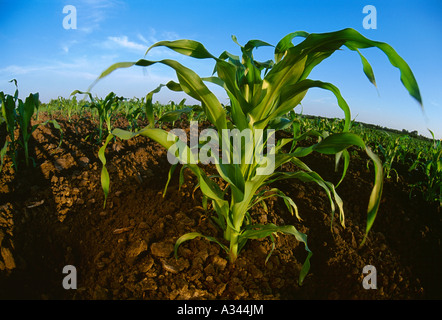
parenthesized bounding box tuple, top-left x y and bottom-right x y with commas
(227, 228, 239, 263)
(24, 142, 29, 167)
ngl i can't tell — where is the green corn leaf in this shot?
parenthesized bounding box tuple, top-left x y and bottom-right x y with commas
(360, 146, 384, 246)
(268, 170, 341, 226)
(17, 94, 35, 138)
(274, 31, 310, 63)
(267, 117, 293, 131)
(188, 165, 228, 206)
(294, 28, 422, 106)
(251, 188, 301, 221)
(251, 53, 307, 123)
(1, 93, 16, 137)
(243, 39, 273, 51)
(230, 172, 271, 231)
(144, 84, 165, 127)
(213, 60, 251, 120)
(174, 232, 229, 259)
(215, 161, 245, 203)
(165, 80, 183, 92)
(93, 58, 227, 132)
(9, 79, 18, 102)
(335, 149, 350, 188)
(240, 223, 312, 285)
(0, 141, 8, 172)
(239, 38, 273, 102)
(218, 50, 242, 68)
(98, 133, 114, 208)
(178, 164, 187, 190)
(227, 91, 249, 131)
(267, 79, 351, 132)
(158, 107, 193, 122)
(201, 76, 225, 88)
(144, 81, 186, 127)
(266, 234, 276, 264)
(146, 39, 216, 59)
(254, 59, 274, 76)
(348, 46, 377, 87)
(70, 89, 94, 102)
(88, 62, 138, 91)
(313, 132, 365, 154)
(163, 163, 178, 197)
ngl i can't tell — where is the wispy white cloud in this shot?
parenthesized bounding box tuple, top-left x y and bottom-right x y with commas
(76, 0, 125, 33)
(137, 33, 149, 45)
(429, 99, 440, 108)
(161, 31, 180, 40)
(133, 29, 186, 58)
(106, 35, 147, 52)
(61, 40, 79, 54)
(142, 28, 181, 44)
(103, 30, 183, 57)
(0, 65, 53, 75)
(0, 58, 99, 80)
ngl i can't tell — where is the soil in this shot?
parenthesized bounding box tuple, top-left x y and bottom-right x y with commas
(0, 113, 441, 300)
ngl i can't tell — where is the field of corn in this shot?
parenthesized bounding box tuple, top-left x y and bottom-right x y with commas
(0, 29, 441, 300)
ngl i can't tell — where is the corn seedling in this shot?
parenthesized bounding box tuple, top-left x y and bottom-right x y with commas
(57, 96, 80, 122)
(377, 135, 404, 181)
(409, 130, 442, 206)
(16, 92, 41, 167)
(1, 80, 63, 171)
(157, 99, 193, 125)
(95, 28, 421, 285)
(0, 81, 19, 170)
(120, 97, 144, 131)
(71, 90, 123, 143)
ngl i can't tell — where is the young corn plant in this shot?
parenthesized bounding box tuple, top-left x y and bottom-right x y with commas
(121, 98, 144, 131)
(157, 99, 193, 125)
(1, 80, 62, 171)
(56, 96, 80, 122)
(409, 130, 441, 206)
(377, 135, 403, 181)
(17, 93, 63, 167)
(1, 85, 19, 171)
(71, 90, 123, 143)
(16, 92, 41, 167)
(95, 28, 422, 285)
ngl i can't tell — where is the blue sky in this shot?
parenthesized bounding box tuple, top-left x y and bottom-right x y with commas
(1, 0, 441, 138)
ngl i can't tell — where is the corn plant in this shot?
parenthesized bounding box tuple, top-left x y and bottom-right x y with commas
(377, 134, 403, 181)
(1, 80, 62, 171)
(71, 90, 123, 143)
(16, 92, 41, 167)
(157, 99, 193, 125)
(57, 96, 80, 122)
(409, 130, 441, 206)
(119, 97, 143, 131)
(0, 81, 19, 170)
(95, 28, 421, 285)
